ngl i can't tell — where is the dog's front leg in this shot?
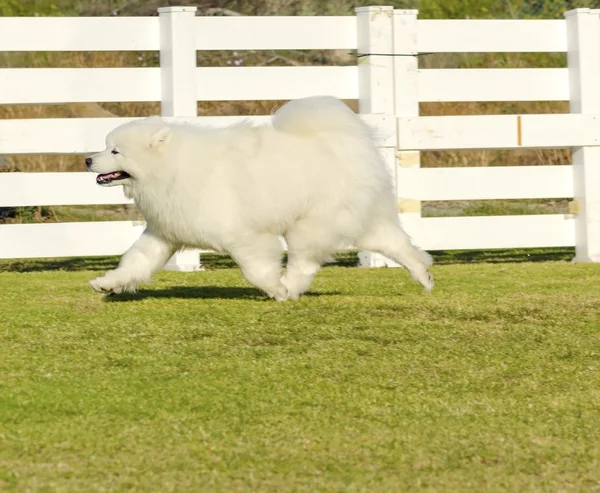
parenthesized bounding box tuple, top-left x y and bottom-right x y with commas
(89, 228, 177, 294)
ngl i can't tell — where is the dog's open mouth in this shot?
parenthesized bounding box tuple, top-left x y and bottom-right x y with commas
(96, 170, 131, 185)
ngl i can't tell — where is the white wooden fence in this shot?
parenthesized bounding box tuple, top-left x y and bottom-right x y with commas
(1, 6, 599, 268)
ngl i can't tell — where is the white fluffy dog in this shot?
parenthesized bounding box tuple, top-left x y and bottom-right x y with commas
(86, 96, 433, 301)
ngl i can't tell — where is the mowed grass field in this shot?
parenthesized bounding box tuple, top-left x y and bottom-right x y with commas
(1, 251, 600, 492)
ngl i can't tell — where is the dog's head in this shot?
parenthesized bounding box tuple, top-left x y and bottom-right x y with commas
(85, 117, 172, 187)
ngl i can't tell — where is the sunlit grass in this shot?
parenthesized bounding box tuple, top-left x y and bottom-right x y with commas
(1, 254, 599, 491)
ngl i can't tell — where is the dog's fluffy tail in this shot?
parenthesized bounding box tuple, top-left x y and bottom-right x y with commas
(272, 96, 370, 137)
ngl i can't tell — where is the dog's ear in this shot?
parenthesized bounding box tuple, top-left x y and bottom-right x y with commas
(149, 126, 172, 148)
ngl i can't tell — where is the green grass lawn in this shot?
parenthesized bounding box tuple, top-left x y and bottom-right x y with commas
(1, 252, 600, 492)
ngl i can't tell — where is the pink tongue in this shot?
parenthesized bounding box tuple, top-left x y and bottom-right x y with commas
(97, 171, 120, 181)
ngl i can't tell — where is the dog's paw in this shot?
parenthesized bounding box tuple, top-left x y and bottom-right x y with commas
(280, 279, 301, 301)
(414, 269, 434, 293)
(89, 274, 126, 295)
(285, 291, 301, 301)
(268, 283, 289, 302)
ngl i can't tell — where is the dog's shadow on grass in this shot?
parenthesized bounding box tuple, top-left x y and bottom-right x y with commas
(104, 285, 337, 302)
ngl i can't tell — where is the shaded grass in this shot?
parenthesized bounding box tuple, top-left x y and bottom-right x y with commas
(0, 248, 577, 274)
(1, 258, 600, 492)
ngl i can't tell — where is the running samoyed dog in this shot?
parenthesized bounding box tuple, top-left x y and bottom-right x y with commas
(86, 96, 433, 301)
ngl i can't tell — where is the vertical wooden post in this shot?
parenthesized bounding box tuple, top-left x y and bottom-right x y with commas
(565, 8, 600, 262)
(393, 9, 423, 250)
(158, 6, 203, 271)
(355, 6, 397, 268)
(158, 6, 198, 118)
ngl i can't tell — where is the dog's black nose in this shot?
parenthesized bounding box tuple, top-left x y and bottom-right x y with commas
(85, 157, 92, 168)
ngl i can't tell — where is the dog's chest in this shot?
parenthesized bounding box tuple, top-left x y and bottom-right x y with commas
(132, 191, 225, 250)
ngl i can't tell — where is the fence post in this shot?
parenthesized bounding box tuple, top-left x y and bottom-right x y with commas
(565, 8, 600, 262)
(158, 6, 203, 272)
(355, 6, 397, 268)
(393, 10, 422, 253)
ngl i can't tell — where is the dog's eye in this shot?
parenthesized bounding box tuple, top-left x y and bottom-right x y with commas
(111, 149, 119, 155)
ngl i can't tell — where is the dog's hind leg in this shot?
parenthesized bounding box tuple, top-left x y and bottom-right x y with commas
(229, 233, 288, 301)
(281, 252, 322, 301)
(89, 228, 176, 294)
(357, 219, 434, 292)
(281, 219, 340, 300)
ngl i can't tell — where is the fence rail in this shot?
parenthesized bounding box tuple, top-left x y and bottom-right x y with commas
(396, 166, 573, 201)
(2, 6, 600, 267)
(417, 19, 567, 52)
(0, 114, 393, 155)
(0, 17, 161, 51)
(397, 114, 600, 150)
(0, 214, 577, 261)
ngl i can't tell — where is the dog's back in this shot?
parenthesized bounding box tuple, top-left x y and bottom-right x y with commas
(272, 96, 372, 139)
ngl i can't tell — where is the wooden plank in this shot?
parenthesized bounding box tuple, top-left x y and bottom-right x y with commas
(195, 16, 357, 50)
(403, 214, 575, 251)
(565, 9, 600, 262)
(0, 114, 393, 155)
(0, 173, 133, 207)
(418, 68, 568, 103)
(0, 68, 160, 104)
(159, 6, 198, 118)
(0, 66, 359, 104)
(0, 117, 266, 155)
(397, 114, 600, 151)
(0, 214, 575, 260)
(397, 166, 573, 201)
(0, 118, 137, 155)
(0, 16, 567, 55)
(0, 15, 356, 52)
(418, 19, 567, 53)
(0, 221, 145, 259)
(196, 66, 358, 101)
(0, 17, 159, 51)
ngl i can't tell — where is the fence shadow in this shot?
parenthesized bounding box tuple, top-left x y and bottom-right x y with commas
(430, 248, 575, 265)
(0, 256, 119, 273)
(0, 252, 359, 273)
(0, 248, 575, 273)
(104, 285, 337, 302)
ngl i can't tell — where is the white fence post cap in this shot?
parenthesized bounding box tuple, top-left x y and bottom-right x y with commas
(564, 8, 592, 17)
(158, 6, 197, 14)
(355, 6, 393, 13)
